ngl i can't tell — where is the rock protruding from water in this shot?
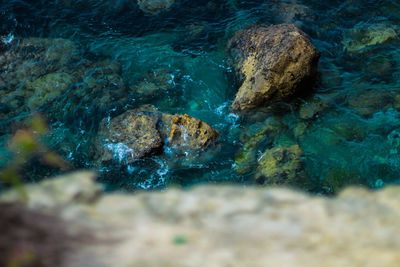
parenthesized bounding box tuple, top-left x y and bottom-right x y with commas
(96, 108, 164, 164)
(163, 114, 219, 151)
(228, 24, 320, 111)
(95, 105, 218, 164)
(2, 172, 400, 267)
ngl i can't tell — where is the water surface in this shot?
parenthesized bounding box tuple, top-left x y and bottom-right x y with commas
(1, 0, 400, 193)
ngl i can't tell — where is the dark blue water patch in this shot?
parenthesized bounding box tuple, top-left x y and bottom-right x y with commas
(1, 0, 400, 193)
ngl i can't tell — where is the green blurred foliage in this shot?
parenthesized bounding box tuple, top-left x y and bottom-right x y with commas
(0, 114, 69, 201)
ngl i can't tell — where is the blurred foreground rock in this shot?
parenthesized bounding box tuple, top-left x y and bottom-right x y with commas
(2, 171, 400, 267)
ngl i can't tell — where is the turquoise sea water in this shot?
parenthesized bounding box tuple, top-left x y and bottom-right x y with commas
(1, 0, 400, 193)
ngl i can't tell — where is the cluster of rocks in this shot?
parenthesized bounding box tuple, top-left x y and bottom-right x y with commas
(95, 105, 218, 164)
(0, 37, 128, 126)
(228, 23, 320, 186)
(0, 19, 324, 186)
(2, 171, 400, 267)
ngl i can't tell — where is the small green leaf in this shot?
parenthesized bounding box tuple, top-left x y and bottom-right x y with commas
(173, 235, 188, 245)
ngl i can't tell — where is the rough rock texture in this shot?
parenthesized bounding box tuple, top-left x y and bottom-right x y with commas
(95, 105, 218, 164)
(298, 98, 328, 120)
(137, 0, 175, 14)
(163, 114, 219, 150)
(234, 117, 282, 174)
(2, 171, 400, 267)
(26, 72, 74, 109)
(343, 22, 398, 53)
(0, 37, 128, 127)
(256, 144, 305, 185)
(96, 109, 164, 164)
(228, 24, 320, 111)
(131, 68, 175, 95)
(0, 38, 79, 114)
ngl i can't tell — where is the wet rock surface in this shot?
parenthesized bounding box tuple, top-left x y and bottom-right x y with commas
(0, 38, 79, 116)
(343, 22, 398, 53)
(2, 171, 400, 267)
(2, 0, 400, 192)
(228, 24, 320, 111)
(95, 109, 164, 164)
(256, 144, 305, 185)
(163, 114, 219, 151)
(137, 0, 175, 15)
(95, 105, 219, 164)
(0, 38, 128, 125)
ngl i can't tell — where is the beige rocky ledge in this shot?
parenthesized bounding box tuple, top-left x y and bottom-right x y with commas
(2, 171, 400, 267)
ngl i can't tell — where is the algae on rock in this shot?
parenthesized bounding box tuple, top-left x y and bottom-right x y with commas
(255, 144, 305, 185)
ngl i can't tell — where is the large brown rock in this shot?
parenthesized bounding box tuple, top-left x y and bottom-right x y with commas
(95, 105, 218, 164)
(2, 172, 400, 267)
(162, 114, 219, 151)
(95, 108, 164, 164)
(228, 24, 320, 111)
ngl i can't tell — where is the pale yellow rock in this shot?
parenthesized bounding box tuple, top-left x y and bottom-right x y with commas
(2, 172, 400, 267)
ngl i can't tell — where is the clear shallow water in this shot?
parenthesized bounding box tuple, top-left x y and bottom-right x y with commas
(1, 0, 400, 193)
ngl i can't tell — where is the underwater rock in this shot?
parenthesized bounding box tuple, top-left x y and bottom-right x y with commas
(73, 61, 127, 110)
(0, 37, 78, 116)
(269, 2, 313, 25)
(347, 89, 396, 117)
(299, 98, 328, 120)
(293, 121, 308, 139)
(228, 24, 319, 111)
(0, 38, 78, 92)
(26, 72, 74, 110)
(95, 105, 218, 164)
(329, 120, 367, 141)
(131, 68, 175, 96)
(343, 22, 398, 53)
(3, 171, 400, 267)
(234, 117, 283, 174)
(323, 168, 364, 194)
(0, 36, 129, 124)
(255, 144, 305, 185)
(137, 0, 175, 15)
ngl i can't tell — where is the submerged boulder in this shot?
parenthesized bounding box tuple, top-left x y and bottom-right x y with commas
(234, 117, 283, 174)
(95, 105, 218, 164)
(0, 37, 80, 119)
(228, 24, 319, 111)
(343, 22, 398, 53)
(255, 144, 305, 185)
(26, 72, 74, 110)
(0, 37, 129, 127)
(137, 0, 175, 15)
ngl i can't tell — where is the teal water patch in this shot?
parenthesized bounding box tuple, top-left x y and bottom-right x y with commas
(1, 0, 400, 193)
